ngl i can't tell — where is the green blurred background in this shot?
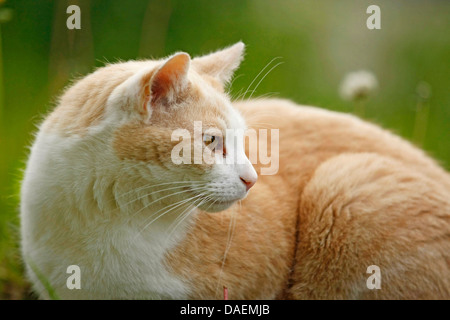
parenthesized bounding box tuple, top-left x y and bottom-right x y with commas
(0, 0, 449, 299)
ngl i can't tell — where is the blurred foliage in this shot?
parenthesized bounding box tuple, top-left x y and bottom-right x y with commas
(0, 0, 449, 299)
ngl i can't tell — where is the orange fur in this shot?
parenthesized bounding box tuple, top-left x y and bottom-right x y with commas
(168, 99, 450, 299)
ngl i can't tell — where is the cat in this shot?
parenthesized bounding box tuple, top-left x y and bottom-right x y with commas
(21, 42, 450, 299)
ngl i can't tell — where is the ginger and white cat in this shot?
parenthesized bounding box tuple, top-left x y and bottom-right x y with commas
(21, 43, 450, 299)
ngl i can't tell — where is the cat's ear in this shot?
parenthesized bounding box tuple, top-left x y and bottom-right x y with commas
(192, 42, 245, 85)
(142, 52, 190, 110)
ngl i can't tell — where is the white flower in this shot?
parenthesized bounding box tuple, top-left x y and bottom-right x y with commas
(339, 70, 378, 101)
(416, 81, 432, 100)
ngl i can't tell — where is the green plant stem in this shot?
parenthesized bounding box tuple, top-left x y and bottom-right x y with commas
(413, 100, 430, 147)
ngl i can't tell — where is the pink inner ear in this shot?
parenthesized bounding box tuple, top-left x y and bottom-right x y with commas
(142, 84, 151, 114)
(150, 53, 190, 104)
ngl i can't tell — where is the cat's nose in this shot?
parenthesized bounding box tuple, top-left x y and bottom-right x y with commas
(239, 159, 258, 191)
(240, 176, 257, 191)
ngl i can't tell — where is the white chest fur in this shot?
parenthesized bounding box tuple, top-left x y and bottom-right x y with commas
(21, 131, 191, 299)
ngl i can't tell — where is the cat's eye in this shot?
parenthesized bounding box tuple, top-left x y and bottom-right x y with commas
(203, 133, 225, 155)
(203, 134, 216, 146)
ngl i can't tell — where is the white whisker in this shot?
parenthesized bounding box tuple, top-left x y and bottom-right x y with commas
(133, 193, 204, 240)
(165, 195, 208, 240)
(125, 185, 206, 218)
(121, 183, 204, 207)
(215, 204, 238, 298)
(247, 61, 284, 100)
(241, 57, 282, 100)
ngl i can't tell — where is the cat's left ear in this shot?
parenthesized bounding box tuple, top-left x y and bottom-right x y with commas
(146, 52, 191, 106)
(192, 42, 245, 85)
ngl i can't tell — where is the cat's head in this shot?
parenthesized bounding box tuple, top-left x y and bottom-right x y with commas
(49, 42, 257, 213)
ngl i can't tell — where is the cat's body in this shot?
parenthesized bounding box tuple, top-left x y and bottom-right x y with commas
(21, 43, 450, 299)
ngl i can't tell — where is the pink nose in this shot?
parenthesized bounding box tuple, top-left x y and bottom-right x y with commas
(240, 177, 256, 191)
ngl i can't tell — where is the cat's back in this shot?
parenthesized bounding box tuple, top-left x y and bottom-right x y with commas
(234, 98, 450, 190)
(235, 98, 450, 299)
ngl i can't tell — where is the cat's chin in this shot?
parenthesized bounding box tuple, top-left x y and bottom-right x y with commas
(197, 199, 238, 213)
